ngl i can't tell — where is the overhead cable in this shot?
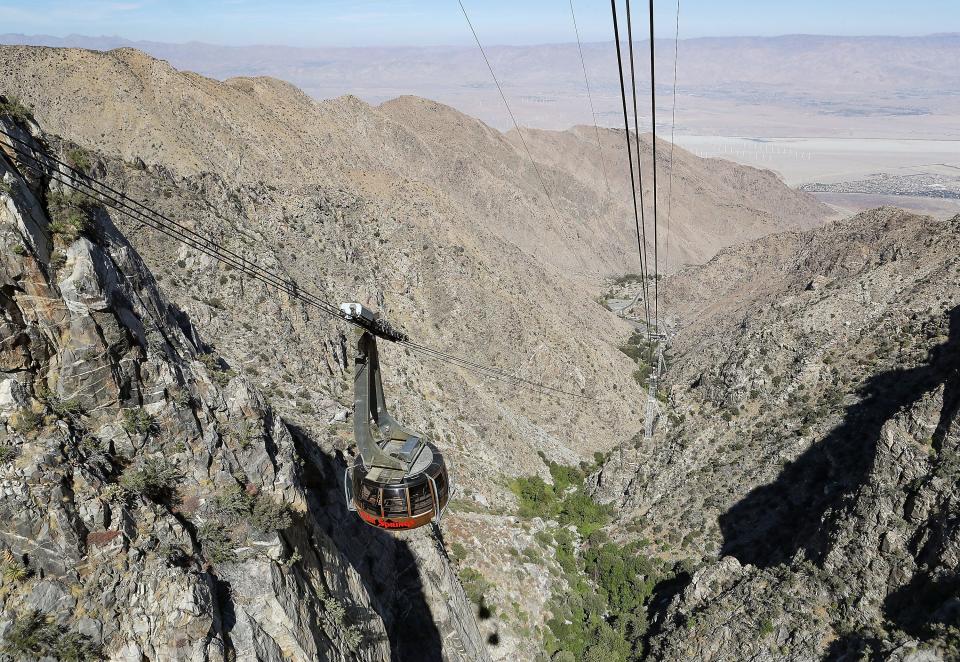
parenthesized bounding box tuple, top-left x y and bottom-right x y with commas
(0, 128, 590, 400)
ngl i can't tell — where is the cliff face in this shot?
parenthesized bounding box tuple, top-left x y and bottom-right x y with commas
(600, 209, 960, 660)
(0, 117, 488, 660)
(0, 45, 856, 661)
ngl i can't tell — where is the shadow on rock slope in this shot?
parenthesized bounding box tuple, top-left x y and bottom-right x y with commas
(288, 423, 444, 662)
(719, 305, 960, 569)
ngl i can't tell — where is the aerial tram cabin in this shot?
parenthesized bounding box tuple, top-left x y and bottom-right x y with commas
(340, 303, 450, 530)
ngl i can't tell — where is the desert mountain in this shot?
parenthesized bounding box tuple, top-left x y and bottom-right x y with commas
(0, 44, 869, 661)
(3, 33, 958, 137)
(602, 208, 960, 659)
(0, 45, 829, 278)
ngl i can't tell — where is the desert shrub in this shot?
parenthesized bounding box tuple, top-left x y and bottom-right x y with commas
(618, 343, 643, 362)
(450, 541, 467, 562)
(633, 365, 651, 385)
(1, 549, 29, 582)
(251, 494, 292, 532)
(213, 483, 291, 534)
(119, 457, 182, 502)
(0, 95, 33, 122)
(49, 396, 84, 420)
(12, 408, 42, 434)
(46, 190, 95, 241)
(510, 461, 612, 536)
(198, 352, 236, 387)
(0, 444, 17, 463)
(543, 540, 664, 661)
(1, 610, 100, 661)
(613, 273, 644, 286)
(553, 527, 578, 574)
(459, 567, 495, 617)
(197, 522, 236, 563)
(558, 491, 611, 538)
(122, 408, 156, 436)
(65, 146, 91, 173)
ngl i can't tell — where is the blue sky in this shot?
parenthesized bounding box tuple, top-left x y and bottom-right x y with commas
(0, 0, 955, 47)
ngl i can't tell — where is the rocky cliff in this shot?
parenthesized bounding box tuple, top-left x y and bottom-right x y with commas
(0, 114, 489, 660)
(0, 44, 856, 661)
(601, 208, 960, 660)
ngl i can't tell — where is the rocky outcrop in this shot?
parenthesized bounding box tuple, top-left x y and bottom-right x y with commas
(601, 209, 960, 660)
(0, 116, 488, 660)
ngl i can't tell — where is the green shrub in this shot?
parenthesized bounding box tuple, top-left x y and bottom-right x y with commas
(0, 444, 17, 463)
(65, 146, 91, 173)
(1, 610, 100, 661)
(759, 618, 775, 637)
(633, 365, 652, 385)
(197, 522, 236, 563)
(49, 249, 67, 270)
(198, 352, 236, 387)
(510, 462, 612, 536)
(12, 408, 42, 434)
(0, 95, 34, 122)
(250, 494, 292, 532)
(0, 181, 13, 197)
(119, 457, 182, 502)
(1, 550, 29, 582)
(459, 568, 493, 608)
(614, 273, 645, 285)
(122, 408, 156, 436)
(213, 483, 291, 534)
(543, 540, 663, 661)
(49, 396, 84, 420)
(618, 343, 643, 362)
(46, 190, 94, 241)
(450, 542, 467, 562)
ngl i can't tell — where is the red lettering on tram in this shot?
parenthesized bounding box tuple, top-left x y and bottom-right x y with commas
(357, 509, 415, 529)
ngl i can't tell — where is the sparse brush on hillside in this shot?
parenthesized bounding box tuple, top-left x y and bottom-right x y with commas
(510, 458, 611, 537)
(46, 189, 95, 241)
(1, 610, 100, 661)
(506, 454, 685, 658)
(119, 457, 182, 502)
(0, 94, 33, 122)
(65, 145, 92, 173)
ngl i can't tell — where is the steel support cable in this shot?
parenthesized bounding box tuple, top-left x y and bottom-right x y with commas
(0, 130, 590, 399)
(0, 129, 342, 318)
(569, 0, 610, 194)
(401, 341, 588, 399)
(625, 0, 653, 337)
(648, 0, 661, 333)
(457, 0, 592, 276)
(665, 0, 680, 290)
(3, 142, 342, 320)
(7, 141, 586, 399)
(610, 0, 652, 335)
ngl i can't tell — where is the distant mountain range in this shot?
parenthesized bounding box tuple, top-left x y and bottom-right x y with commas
(3, 32, 960, 137)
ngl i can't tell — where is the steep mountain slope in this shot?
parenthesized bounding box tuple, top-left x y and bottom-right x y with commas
(4, 33, 958, 138)
(601, 208, 960, 660)
(0, 115, 491, 660)
(0, 45, 829, 277)
(0, 45, 836, 660)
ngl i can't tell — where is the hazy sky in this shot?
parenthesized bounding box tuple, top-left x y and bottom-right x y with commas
(0, 0, 955, 47)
